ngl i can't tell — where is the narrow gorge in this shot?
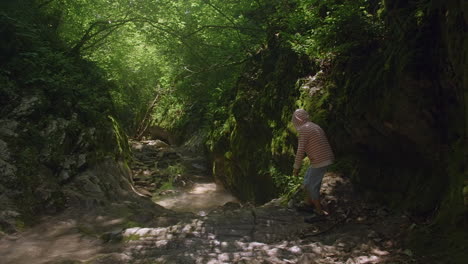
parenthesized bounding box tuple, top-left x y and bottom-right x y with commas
(0, 0, 466, 263)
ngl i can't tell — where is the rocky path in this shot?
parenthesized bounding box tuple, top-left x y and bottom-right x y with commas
(129, 140, 237, 214)
(0, 140, 418, 263)
(103, 140, 418, 263)
(113, 175, 416, 264)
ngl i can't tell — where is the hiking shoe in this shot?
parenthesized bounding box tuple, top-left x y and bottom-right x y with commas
(295, 203, 316, 214)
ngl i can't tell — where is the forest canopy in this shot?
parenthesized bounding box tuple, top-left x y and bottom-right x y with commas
(24, 0, 385, 137)
(35, 0, 269, 134)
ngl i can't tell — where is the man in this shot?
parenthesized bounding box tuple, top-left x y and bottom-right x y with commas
(292, 109, 335, 216)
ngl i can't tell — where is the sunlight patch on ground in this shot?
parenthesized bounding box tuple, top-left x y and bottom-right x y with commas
(123, 221, 390, 264)
(189, 183, 217, 194)
(153, 183, 237, 214)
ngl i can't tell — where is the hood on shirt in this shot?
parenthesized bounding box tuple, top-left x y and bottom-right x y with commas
(292, 109, 310, 129)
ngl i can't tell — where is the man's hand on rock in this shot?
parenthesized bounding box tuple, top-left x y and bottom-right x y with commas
(293, 168, 299, 177)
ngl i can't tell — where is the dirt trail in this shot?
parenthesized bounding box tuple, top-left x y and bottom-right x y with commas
(0, 140, 418, 264)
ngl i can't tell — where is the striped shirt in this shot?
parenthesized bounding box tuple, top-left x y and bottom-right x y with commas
(292, 109, 334, 169)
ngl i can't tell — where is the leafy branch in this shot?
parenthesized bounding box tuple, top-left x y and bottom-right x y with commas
(202, 0, 250, 52)
(175, 55, 250, 81)
(69, 17, 133, 55)
(182, 24, 262, 39)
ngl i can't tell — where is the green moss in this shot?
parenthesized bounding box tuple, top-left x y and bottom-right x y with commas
(108, 115, 131, 162)
(157, 179, 174, 193)
(206, 45, 311, 204)
(14, 219, 25, 232)
(123, 233, 141, 242)
(124, 221, 140, 228)
(77, 225, 98, 238)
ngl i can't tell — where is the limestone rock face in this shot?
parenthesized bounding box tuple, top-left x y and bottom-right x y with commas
(0, 94, 138, 233)
(0, 15, 145, 233)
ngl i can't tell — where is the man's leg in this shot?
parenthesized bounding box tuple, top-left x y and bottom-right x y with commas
(303, 167, 314, 208)
(304, 166, 329, 215)
(305, 190, 327, 215)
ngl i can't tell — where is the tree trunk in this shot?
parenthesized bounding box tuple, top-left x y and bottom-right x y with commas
(134, 92, 162, 140)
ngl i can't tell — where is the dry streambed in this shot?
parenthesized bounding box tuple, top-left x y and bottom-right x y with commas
(0, 140, 418, 264)
(122, 140, 417, 263)
(129, 139, 238, 214)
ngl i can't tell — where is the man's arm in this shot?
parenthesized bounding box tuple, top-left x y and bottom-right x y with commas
(293, 129, 306, 175)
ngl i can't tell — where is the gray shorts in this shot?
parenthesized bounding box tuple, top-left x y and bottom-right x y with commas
(303, 166, 328, 200)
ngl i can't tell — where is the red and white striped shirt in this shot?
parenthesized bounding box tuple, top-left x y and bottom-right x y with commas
(292, 109, 334, 169)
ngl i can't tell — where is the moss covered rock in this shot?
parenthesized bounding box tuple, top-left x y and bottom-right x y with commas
(0, 11, 139, 233)
(209, 38, 312, 204)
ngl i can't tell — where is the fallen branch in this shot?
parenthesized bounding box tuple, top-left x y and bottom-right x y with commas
(300, 209, 350, 238)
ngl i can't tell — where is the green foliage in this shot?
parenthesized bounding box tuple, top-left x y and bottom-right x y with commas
(157, 180, 174, 193)
(14, 219, 26, 232)
(285, 0, 384, 58)
(289, 0, 467, 260)
(0, 13, 113, 123)
(165, 164, 185, 175)
(2, 1, 465, 258)
(38, 0, 266, 136)
(271, 159, 310, 195)
(0, 2, 124, 224)
(108, 115, 131, 161)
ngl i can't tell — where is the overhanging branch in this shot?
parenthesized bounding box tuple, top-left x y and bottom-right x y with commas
(182, 25, 262, 39)
(202, 0, 250, 52)
(69, 17, 132, 55)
